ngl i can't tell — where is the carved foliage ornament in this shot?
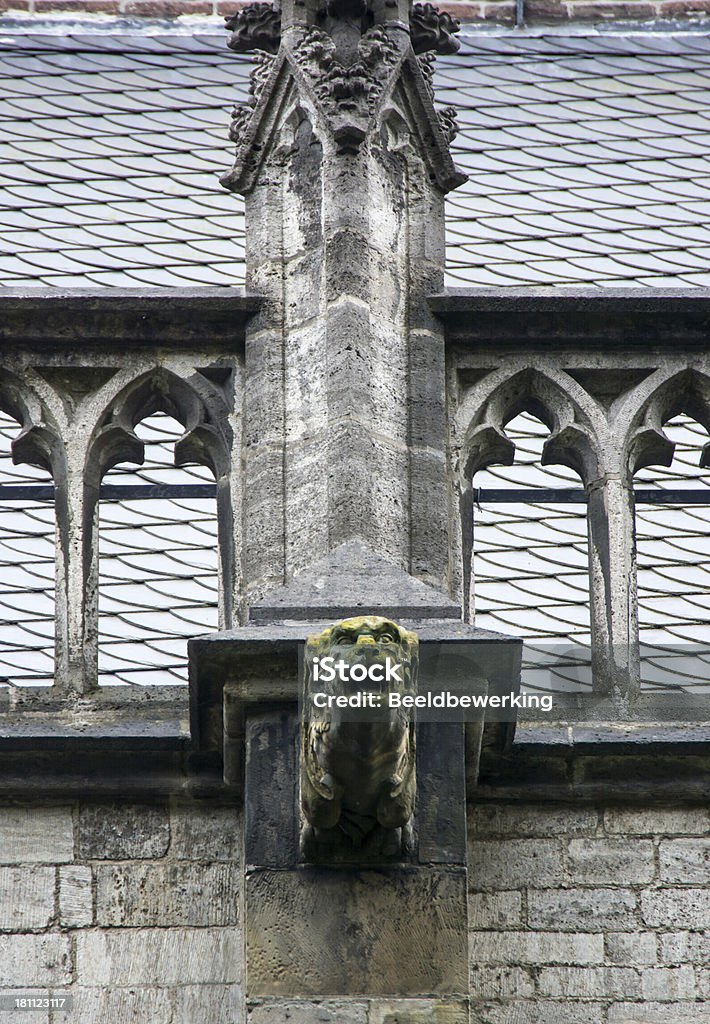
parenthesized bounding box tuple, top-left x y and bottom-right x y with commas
(225, 2, 460, 56)
(226, 2, 281, 53)
(224, 1, 461, 148)
(292, 25, 400, 115)
(301, 616, 418, 855)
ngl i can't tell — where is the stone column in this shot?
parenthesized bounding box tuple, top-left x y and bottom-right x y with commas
(586, 473, 640, 703)
(222, 0, 465, 606)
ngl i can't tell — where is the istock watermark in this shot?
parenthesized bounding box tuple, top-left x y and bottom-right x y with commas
(309, 687, 552, 713)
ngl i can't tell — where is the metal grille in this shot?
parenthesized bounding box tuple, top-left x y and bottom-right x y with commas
(98, 413, 218, 685)
(473, 411, 710, 695)
(0, 411, 55, 686)
(473, 412, 593, 696)
(635, 416, 710, 694)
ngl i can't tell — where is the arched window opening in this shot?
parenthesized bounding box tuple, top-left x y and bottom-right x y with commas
(98, 412, 219, 686)
(0, 409, 55, 687)
(472, 411, 591, 700)
(635, 413, 710, 696)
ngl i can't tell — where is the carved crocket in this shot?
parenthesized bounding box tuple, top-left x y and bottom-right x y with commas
(301, 616, 418, 854)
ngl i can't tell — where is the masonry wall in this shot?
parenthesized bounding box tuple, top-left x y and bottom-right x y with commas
(2, 0, 709, 22)
(0, 802, 243, 1023)
(468, 802, 710, 1023)
(1, 799, 708, 1022)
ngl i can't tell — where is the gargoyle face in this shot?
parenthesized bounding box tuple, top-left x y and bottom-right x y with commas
(307, 615, 418, 695)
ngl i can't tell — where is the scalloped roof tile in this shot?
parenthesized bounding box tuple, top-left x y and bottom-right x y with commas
(1, 23, 710, 286)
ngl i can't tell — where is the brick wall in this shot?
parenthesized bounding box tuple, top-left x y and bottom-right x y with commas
(468, 803, 710, 1023)
(1, 0, 710, 22)
(0, 802, 243, 1023)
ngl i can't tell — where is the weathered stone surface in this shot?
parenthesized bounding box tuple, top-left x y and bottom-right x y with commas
(59, 865, 93, 927)
(0, 1009, 49, 1024)
(71, 986, 173, 1023)
(604, 807, 710, 835)
(469, 804, 597, 837)
(169, 805, 242, 861)
(414, 721, 467, 866)
(0, 866, 54, 930)
(76, 928, 242, 985)
(468, 891, 522, 930)
(78, 803, 169, 859)
(470, 965, 534, 999)
(641, 888, 710, 928)
(370, 1000, 469, 1023)
(247, 868, 467, 996)
(0, 935, 71, 985)
(567, 839, 655, 884)
(659, 930, 710, 963)
(245, 710, 299, 869)
(469, 931, 604, 965)
(537, 965, 641, 999)
(641, 965, 696, 1001)
(605, 931, 657, 966)
(527, 889, 638, 932)
(659, 838, 710, 883)
(468, 840, 563, 889)
(173, 984, 244, 1020)
(251, 540, 459, 622)
(96, 862, 240, 926)
(472, 1001, 606, 1024)
(608, 1003, 710, 1023)
(0, 807, 73, 863)
(248, 1002, 368, 1023)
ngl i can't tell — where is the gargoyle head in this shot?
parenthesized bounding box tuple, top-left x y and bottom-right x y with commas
(301, 616, 419, 855)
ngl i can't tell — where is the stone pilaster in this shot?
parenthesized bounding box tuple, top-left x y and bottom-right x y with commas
(222, 0, 466, 606)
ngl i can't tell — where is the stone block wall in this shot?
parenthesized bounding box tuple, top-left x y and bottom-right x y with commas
(1, 798, 708, 1021)
(0, 802, 243, 1023)
(468, 802, 710, 1023)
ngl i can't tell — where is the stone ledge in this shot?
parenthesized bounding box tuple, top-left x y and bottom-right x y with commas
(0, 288, 260, 348)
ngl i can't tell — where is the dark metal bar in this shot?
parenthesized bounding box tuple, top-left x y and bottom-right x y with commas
(0, 484, 217, 501)
(474, 488, 710, 505)
(0, 484, 706, 504)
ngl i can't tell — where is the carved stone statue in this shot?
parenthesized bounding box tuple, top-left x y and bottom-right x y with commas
(301, 615, 418, 858)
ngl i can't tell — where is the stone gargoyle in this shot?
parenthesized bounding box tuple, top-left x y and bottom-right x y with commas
(301, 615, 418, 858)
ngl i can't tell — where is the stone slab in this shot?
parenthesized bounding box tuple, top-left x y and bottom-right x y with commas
(247, 867, 468, 997)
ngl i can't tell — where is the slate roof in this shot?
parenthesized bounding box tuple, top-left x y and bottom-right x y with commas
(3, 23, 710, 286)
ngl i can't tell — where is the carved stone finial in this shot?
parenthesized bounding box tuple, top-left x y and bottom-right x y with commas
(225, 2, 281, 54)
(410, 2, 461, 55)
(224, 1, 461, 56)
(301, 615, 418, 859)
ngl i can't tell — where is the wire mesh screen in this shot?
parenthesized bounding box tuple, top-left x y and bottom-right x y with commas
(473, 411, 710, 697)
(98, 413, 218, 686)
(472, 412, 592, 697)
(0, 410, 55, 686)
(635, 415, 710, 695)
